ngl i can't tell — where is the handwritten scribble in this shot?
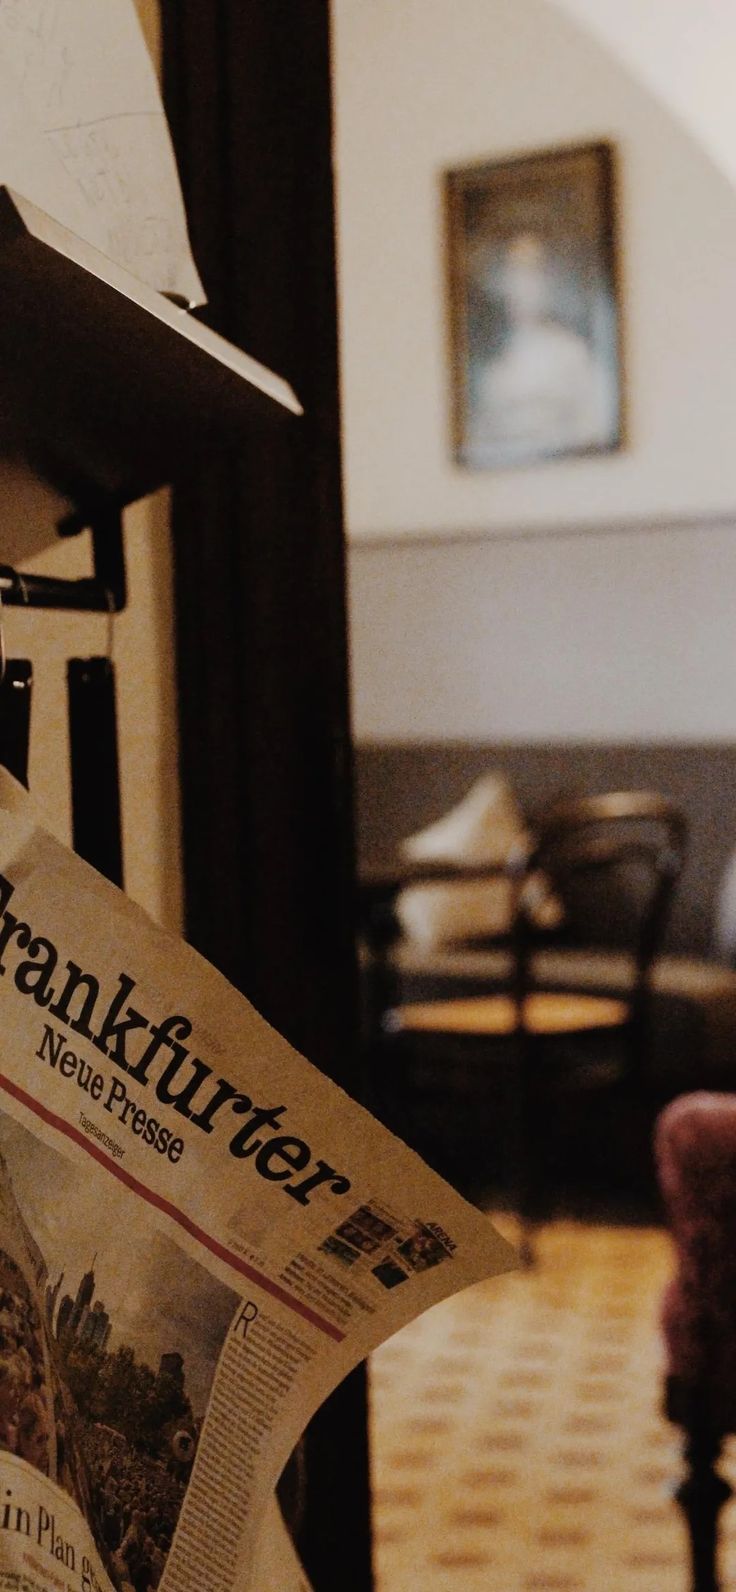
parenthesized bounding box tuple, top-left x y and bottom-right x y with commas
(0, 1, 71, 119)
(0, 0, 202, 300)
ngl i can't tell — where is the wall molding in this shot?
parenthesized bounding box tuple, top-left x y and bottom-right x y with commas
(348, 508, 736, 552)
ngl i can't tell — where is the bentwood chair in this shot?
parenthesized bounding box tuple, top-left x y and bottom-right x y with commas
(376, 792, 687, 1261)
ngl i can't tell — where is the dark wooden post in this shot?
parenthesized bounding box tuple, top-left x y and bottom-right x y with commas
(160, 4, 372, 1588)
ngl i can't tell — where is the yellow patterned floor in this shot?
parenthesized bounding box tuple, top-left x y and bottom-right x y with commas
(369, 1219, 736, 1591)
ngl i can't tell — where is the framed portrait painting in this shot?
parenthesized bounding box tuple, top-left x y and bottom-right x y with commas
(445, 141, 623, 470)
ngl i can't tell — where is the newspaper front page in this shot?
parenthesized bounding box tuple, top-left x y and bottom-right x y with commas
(0, 768, 515, 1591)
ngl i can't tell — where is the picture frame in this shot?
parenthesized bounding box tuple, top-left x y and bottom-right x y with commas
(445, 140, 623, 471)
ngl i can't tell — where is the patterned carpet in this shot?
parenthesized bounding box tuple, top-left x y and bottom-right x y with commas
(369, 1218, 736, 1591)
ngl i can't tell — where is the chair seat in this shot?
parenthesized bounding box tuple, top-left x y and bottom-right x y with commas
(393, 990, 629, 1037)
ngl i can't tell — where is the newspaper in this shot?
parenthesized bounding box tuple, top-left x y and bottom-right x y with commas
(0, 767, 515, 1590)
(0, 0, 203, 303)
(251, 1502, 313, 1592)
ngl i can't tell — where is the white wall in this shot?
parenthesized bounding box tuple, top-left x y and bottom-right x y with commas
(333, 0, 736, 538)
(335, 0, 736, 743)
(1, 0, 183, 929)
(554, 0, 736, 193)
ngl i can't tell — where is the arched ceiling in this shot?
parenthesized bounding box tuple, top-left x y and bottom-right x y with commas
(552, 0, 736, 186)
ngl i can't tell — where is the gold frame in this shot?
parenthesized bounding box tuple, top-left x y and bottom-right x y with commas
(445, 140, 624, 470)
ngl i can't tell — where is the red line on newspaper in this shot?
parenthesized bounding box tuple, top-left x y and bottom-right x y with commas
(0, 1071, 345, 1343)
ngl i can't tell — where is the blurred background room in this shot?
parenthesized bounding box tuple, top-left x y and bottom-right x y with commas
(334, 2, 736, 1587)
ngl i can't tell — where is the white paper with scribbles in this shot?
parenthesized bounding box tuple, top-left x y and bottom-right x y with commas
(0, 0, 204, 304)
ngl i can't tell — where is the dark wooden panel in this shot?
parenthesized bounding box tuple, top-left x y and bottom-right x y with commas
(160, 5, 371, 1588)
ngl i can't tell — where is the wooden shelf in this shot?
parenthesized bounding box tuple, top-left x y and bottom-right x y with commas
(0, 187, 301, 536)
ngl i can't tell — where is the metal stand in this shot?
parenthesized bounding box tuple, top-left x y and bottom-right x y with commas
(0, 660, 32, 785)
(0, 505, 126, 612)
(68, 656, 124, 887)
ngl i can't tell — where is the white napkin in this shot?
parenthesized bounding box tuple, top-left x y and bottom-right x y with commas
(396, 773, 561, 948)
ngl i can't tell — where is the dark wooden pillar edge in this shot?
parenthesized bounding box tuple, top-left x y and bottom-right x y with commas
(160, 5, 373, 1589)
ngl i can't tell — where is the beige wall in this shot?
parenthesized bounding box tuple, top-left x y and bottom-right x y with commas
(2, 0, 183, 929)
(333, 0, 736, 539)
(553, 0, 736, 193)
(335, 0, 736, 743)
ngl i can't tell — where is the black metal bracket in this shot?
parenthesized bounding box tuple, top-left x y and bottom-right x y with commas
(0, 502, 127, 613)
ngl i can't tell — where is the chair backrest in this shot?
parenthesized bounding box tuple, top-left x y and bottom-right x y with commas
(512, 790, 688, 1018)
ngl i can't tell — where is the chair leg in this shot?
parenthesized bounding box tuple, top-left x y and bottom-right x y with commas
(515, 1141, 540, 1267)
(514, 1043, 543, 1268)
(517, 1218, 537, 1269)
(674, 1419, 732, 1592)
(512, 1110, 538, 1268)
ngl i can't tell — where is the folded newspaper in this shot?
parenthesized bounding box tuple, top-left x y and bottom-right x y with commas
(0, 767, 515, 1591)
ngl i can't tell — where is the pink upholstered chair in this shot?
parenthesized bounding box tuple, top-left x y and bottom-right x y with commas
(655, 1092, 736, 1592)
